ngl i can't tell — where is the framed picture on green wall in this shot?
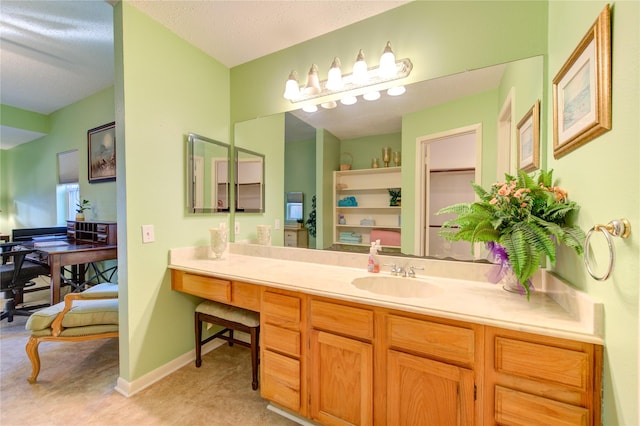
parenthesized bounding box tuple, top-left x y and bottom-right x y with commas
(88, 122, 116, 183)
(552, 4, 611, 159)
(517, 100, 540, 172)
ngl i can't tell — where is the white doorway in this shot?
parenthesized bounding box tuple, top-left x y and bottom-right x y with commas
(415, 124, 482, 258)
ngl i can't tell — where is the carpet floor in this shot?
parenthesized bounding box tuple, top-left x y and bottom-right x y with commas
(1, 315, 297, 426)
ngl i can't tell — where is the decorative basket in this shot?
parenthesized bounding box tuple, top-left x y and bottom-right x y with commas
(340, 152, 353, 171)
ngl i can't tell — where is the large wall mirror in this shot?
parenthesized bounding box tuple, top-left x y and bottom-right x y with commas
(187, 133, 230, 213)
(235, 147, 265, 213)
(280, 55, 543, 260)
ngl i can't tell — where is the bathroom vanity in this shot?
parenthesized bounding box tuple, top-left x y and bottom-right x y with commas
(169, 244, 603, 426)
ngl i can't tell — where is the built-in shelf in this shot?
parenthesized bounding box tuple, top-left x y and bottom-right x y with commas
(334, 167, 401, 248)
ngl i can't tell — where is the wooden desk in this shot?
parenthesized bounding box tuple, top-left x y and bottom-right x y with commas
(33, 241, 117, 305)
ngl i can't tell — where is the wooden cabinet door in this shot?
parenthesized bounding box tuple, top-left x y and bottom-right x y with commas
(310, 330, 373, 426)
(387, 350, 474, 426)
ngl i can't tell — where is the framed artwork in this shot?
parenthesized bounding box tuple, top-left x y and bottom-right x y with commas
(88, 122, 116, 183)
(552, 4, 611, 159)
(517, 100, 540, 172)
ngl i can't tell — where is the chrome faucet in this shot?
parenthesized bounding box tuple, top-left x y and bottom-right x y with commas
(408, 265, 424, 278)
(384, 263, 424, 278)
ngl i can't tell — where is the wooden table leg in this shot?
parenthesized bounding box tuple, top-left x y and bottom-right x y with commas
(49, 257, 62, 306)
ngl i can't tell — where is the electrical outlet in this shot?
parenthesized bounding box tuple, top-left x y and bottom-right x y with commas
(234, 221, 240, 234)
(141, 224, 155, 243)
(275, 219, 280, 230)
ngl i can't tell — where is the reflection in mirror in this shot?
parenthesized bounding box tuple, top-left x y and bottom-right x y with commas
(285, 192, 304, 225)
(235, 147, 265, 213)
(283, 56, 543, 261)
(187, 133, 230, 213)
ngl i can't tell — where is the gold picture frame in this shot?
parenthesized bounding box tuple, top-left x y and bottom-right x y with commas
(553, 4, 611, 159)
(88, 122, 116, 183)
(517, 100, 540, 172)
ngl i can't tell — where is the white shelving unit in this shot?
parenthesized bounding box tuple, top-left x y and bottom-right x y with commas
(333, 167, 401, 248)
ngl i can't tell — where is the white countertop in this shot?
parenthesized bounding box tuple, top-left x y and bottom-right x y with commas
(169, 244, 603, 345)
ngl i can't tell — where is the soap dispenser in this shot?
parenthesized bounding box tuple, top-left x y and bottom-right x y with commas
(368, 240, 381, 273)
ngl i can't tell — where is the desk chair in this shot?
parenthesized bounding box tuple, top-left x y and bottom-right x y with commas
(1, 244, 51, 322)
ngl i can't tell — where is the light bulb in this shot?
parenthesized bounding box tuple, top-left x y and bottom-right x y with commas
(379, 41, 397, 79)
(352, 49, 369, 85)
(341, 96, 357, 105)
(283, 70, 300, 100)
(320, 101, 337, 109)
(387, 86, 406, 96)
(304, 64, 321, 95)
(302, 104, 318, 113)
(326, 57, 344, 91)
(363, 91, 381, 101)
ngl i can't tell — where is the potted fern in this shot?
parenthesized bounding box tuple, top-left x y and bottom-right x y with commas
(437, 169, 585, 299)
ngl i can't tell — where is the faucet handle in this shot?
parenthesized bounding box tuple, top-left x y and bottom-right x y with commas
(408, 265, 424, 278)
(383, 263, 398, 275)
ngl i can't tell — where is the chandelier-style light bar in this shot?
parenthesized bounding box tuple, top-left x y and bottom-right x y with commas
(283, 41, 413, 111)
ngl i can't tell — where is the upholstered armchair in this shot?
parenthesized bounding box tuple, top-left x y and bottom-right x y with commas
(25, 282, 119, 383)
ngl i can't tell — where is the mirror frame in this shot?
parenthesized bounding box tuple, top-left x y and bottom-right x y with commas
(234, 146, 265, 213)
(187, 132, 231, 214)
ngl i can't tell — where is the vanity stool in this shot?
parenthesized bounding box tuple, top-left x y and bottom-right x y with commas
(195, 300, 260, 390)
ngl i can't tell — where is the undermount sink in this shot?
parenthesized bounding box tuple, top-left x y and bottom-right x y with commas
(350, 275, 443, 299)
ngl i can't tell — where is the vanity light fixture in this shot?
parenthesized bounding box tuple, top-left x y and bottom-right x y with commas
(284, 41, 412, 112)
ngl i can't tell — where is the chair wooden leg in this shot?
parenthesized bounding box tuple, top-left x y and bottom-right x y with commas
(195, 312, 203, 368)
(25, 336, 41, 384)
(228, 329, 234, 347)
(250, 326, 259, 390)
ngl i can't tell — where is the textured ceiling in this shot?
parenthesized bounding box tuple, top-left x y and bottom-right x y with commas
(0, 0, 409, 148)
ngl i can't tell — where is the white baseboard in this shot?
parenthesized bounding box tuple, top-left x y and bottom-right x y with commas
(114, 339, 224, 397)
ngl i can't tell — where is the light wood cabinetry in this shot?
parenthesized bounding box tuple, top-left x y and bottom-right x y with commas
(387, 350, 474, 425)
(284, 227, 308, 248)
(485, 326, 602, 426)
(260, 290, 306, 415)
(385, 313, 478, 426)
(333, 168, 401, 248)
(309, 299, 374, 425)
(170, 271, 602, 425)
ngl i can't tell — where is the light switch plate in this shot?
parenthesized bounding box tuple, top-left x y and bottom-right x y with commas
(142, 224, 155, 243)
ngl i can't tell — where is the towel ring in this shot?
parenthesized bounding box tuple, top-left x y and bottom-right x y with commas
(584, 218, 631, 281)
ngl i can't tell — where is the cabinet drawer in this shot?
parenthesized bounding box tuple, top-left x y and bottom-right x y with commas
(263, 323, 300, 357)
(262, 292, 300, 330)
(495, 386, 588, 426)
(174, 272, 231, 303)
(284, 230, 296, 239)
(495, 337, 588, 390)
(387, 315, 475, 365)
(96, 224, 108, 233)
(261, 350, 301, 412)
(310, 299, 373, 340)
(230, 281, 261, 311)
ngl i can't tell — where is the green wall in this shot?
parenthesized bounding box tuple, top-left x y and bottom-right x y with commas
(116, 2, 231, 381)
(230, 1, 548, 124)
(546, 2, 639, 424)
(0, 87, 116, 230)
(285, 137, 316, 244)
(341, 133, 402, 170)
(233, 114, 285, 245)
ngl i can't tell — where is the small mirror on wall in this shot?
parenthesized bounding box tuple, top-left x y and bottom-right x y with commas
(235, 147, 265, 213)
(187, 133, 230, 213)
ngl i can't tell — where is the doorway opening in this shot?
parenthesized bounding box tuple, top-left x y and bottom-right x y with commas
(415, 124, 482, 258)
